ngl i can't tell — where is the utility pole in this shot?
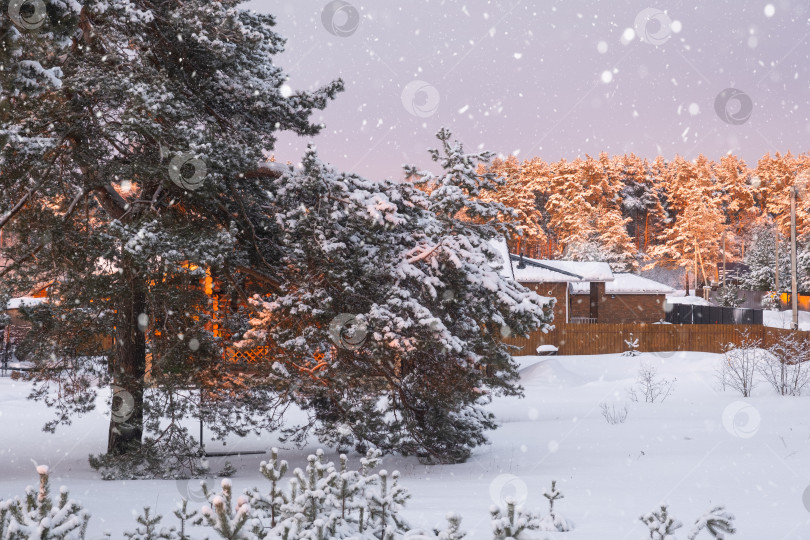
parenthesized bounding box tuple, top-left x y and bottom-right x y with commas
(775, 235, 779, 293)
(790, 186, 799, 330)
(722, 230, 727, 291)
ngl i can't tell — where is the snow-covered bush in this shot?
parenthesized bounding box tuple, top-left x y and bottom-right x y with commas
(628, 361, 676, 403)
(640, 505, 682, 539)
(717, 334, 762, 397)
(490, 498, 539, 539)
(640, 504, 736, 539)
(248, 447, 412, 539)
(761, 291, 780, 311)
(600, 402, 629, 425)
(0, 465, 89, 539)
(622, 334, 641, 357)
(687, 506, 736, 539)
(435, 513, 466, 539)
(760, 332, 810, 396)
(715, 285, 743, 308)
(490, 479, 574, 537)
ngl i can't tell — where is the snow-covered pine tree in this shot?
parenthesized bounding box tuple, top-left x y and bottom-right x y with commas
(640, 504, 682, 540)
(196, 479, 266, 540)
(742, 225, 779, 291)
(240, 131, 552, 463)
(548, 154, 637, 270)
(537, 479, 572, 532)
(686, 506, 736, 540)
(648, 156, 725, 287)
(0, 0, 341, 476)
(365, 470, 410, 538)
(249, 447, 288, 527)
(277, 451, 340, 535)
(3, 465, 89, 540)
(616, 154, 663, 253)
(172, 499, 198, 540)
(480, 155, 546, 257)
(124, 507, 178, 540)
(489, 498, 539, 540)
(715, 284, 743, 308)
(433, 513, 466, 540)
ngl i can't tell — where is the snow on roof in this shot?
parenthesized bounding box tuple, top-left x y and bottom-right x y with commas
(510, 256, 614, 283)
(665, 293, 712, 306)
(257, 161, 291, 175)
(5, 297, 48, 310)
(570, 273, 675, 295)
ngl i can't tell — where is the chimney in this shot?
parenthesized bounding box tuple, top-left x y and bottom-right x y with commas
(517, 252, 526, 269)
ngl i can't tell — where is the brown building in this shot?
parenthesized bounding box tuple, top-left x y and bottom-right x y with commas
(569, 273, 674, 323)
(502, 251, 614, 323)
(494, 241, 673, 324)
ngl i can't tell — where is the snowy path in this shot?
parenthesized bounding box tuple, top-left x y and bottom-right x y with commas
(1, 352, 809, 538)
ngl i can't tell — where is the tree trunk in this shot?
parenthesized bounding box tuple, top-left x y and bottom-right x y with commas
(643, 212, 649, 251)
(107, 260, 147, 455)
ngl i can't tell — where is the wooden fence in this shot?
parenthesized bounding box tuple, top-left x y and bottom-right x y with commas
(504, 323, 810, 356)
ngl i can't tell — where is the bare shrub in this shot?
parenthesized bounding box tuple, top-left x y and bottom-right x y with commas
(760, 331, 810, 396)
(717, 332, 761, 397)
(627, 361, 676, 403)
(600, 403, 628, 425)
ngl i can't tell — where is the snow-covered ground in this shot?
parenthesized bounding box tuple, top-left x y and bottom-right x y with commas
(762, 309, 810, 331)
(2, 352, 810, 538)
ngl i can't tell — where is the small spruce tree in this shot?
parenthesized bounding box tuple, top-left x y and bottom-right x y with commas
(640, 504, 682, 540)
(490, 498, 539, 539)
(3, 465, 89, 540)
(124, 508, 178, 540)
(196, 479, 266, 540)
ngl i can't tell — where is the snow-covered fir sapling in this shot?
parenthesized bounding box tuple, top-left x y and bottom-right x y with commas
(3, 465, 90, 540)
(640, 505, 682, 540)
(686, 506, 736, 539)
(622, 333, 641, 356)
(716, 284, 743, 308)
(249, 447, 288, 526)
(433, 512, 466, 539)
(332, 452, 371, 534)
(124, 507, 178, 540)
(219, 461, 238, 478)
(172, 499, 198, 540)
(490, 497, 539, 539)
(538, 480, 572, 532)
(366, 470, 411, 538)
(280, 451, 339, 533)
(357, 448, 383, 533)
(195, 479, 266, 540)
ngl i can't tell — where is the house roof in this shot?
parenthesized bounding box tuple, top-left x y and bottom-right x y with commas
(490, 238, 615, 283)
(570, 273, 675, 295)
(513, 257, 614, 283)
(5, 297, 48, 310)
